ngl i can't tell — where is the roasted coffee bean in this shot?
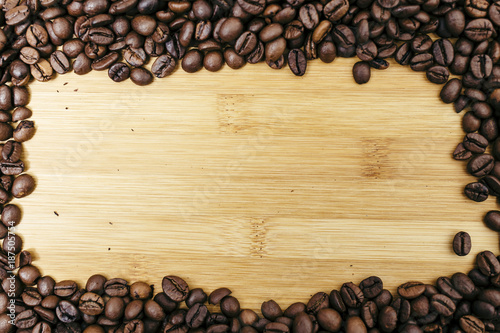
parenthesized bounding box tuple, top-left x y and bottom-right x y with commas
(445, 9, 465, 36)
(431, 294, 456, 316)
(12, 86, 29, 107)
(471, 55, 493, 79)
(6, 6, 29, 26)
(203, 51, 223, 72)
(261, 300, 283, 321)
(56, 300, 80, 323)
(0, 160, 24, 175)
(464, 133, 488, 153)
(307, 292, 329, 314)
(398, 281, 425, 299)
(79, 292, 105, 316)
(318, 40, 336, 63)
(459, 315, 485, 333)
(54, 280, 78, 298)
(464, 19, 495, 42)
(411, 35, 432, 54)
(92, 52, 119, 71)
(432, 39, 454, 66)
(353, 61, 370, 84)
(441, 79, 462, 103)
(288, 49, 306, 76)
(426, 66, 449, 84)
(410, 53, 433, 71)
(130, 67, 153, 86)
(186, 303, 208, 328)
(465, 182, 489, 202)
(299, 4, 319, 30)
(484, 210, 500, 231)
(359, 276, 383, 299)
(73, 53, 92, 75)
(50, 51, 71, 74)
(151, 54, 176, 78)
(378, 306, 397, 333)
(15, 309, 38, 329)
(108, 62, 130, 82)
(340, 282, 364, 308)
(13, 120, 35, 143)
(18, 264, 40, 286)
(467, 154, 494, 177)
(162, 276, 189, 302)
(476, 251, 500, 276)
(235, 31, 257, 56)
(89, 27, 115, 45)
(31, 59, 53, 82)
(453, 231, 472, 256)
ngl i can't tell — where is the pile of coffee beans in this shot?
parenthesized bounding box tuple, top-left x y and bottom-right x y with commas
(0, 0, 495, 331)
(0, 253, 499, 333)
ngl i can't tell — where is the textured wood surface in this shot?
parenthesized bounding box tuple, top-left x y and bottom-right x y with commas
(15, 57, 500, 311)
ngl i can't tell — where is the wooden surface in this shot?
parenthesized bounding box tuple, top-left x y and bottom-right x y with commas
(15, 57, 500, 311)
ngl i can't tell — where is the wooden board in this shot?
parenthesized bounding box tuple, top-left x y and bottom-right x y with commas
(15, 57, 500, 311)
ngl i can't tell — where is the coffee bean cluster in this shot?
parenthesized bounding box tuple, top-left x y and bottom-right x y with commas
(0, 251, 499, 333)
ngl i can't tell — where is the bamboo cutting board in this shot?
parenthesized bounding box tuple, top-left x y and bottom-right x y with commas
(14, 57, 500, 311)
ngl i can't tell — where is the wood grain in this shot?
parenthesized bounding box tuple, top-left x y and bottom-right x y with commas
(15, 57, 500, 311)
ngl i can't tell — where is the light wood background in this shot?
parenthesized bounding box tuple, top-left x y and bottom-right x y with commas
(15, 57, 500, 311)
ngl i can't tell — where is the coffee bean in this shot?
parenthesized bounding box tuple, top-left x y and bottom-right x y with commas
(476, 250, 500, 276)
(79, 292, 105, 316)
(445, 9, 465, 36)
(324, 0, 349, 21)
(204, 51, 224, 72)
(235, 31, 257, 56)
(264, 322, 289, 333)
(54, 280, 78, 298)
(2, 141, 22, 163)
(464, 133, 488, 153)
(465, 182, 489, 201)
(378, 306, 397, 333)
(359, 276, 383, 299)
(288, 49, 307, 76)
(108, 62, 130, 82)
(50, 50, 71, 74)
(340, 282, 364, 308)
(426, 66, 450, 84)
(432, 39, 454, 66)
(431, 294, 456, 316)
(398, 282, 425, 299)
(130, 67, 153, 86)
(5, 6, 29, 26)
(30, 59, 53, 82)
(162, 276, 189, 302)
(73, 53, 92, 75)
(463, 112, 481, 133)
(467, 154, 494, 177)
(11, 173, 35, 198)
(290, 312, 312, 333)
(14, 120, 35, 143)
(459, 315, 485, 333)
(441, 78, 462, 102)
(353, 61, 371, 84)
(410, 53, 433, 71)
(346, 316, 367, 333)
(225, 48, 246, 69)
(185, 302, 208, 328)
(470, 54, 493, 79)
(15, 309, 38, 329)
(464, 19, 495, 42)
(105, 296, 125, 320)
(92, 52, 119, 71)
(306, 292, 329, 314)
(56, 300, 80, 323)
(453, 231, 472, 256)
(299, 4, 319, 30)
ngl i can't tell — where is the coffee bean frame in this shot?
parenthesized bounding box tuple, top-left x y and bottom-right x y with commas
(0, 0, 498, 332)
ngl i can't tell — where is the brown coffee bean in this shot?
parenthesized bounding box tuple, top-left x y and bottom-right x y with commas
(453, 231, 472, 256)
(162, 276, 189, 302)
(130, 67, 153, 86)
